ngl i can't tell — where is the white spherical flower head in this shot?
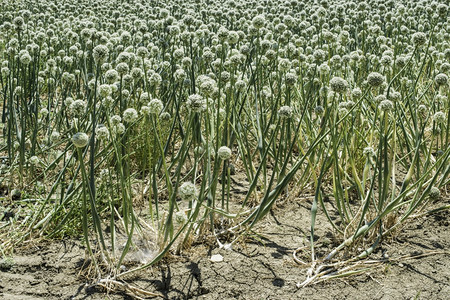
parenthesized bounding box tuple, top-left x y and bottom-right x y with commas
(140, 92, 150, 102)
(116, 62, 129, 75)
(218, 146, 232, 160)
(435, 73, 448, 86)
(278, 106, 293, 119)
(105, 69, 119, 83)
(72, 132, 89, 148)
(379, 99, 394, 112)
(252, 15, 265, 29)
(199, 78, 216, 97)
(148, 99, 164, 114)
(149, 73, 162, 86)
(98, 84, 112, 98)
(367, 72, 385, 88)
(160, 112, 171, 121)
(285, 72, 297, 86)
(220, 71, 231, 82)
(114, 123, 126, 135)
(319, 63, 330, 76)
(29, 156, 40, 165)
(179, 182, 197, 201)
(40, 107, 49, 116)
(412, 32, 427, 47)
(374, 94, 386, 104)
(235, 80, 246, 92)
(93, 44, 109, 63)
(96, 125, 110, 140)
(417, 105, 428, 118)
(330, 77, 349, 94)
(363, 146, 376, 157)
(228, 31, 239, 44)
(20, 53, 32, 65)
(339, 107, 348, 115)
(278, 58, 291, 73)
(110, 115, 121, 125)
(50, 131, 60, 142)
(130, 65, 142, 78)
(174, 69, 187, 83)
(429, 187, 440, 200)
(140, 106, 150, 115)
(351, 88, 362, 99)
(175, 210, 188, 223)
(315, 105, 325, 115)
(345, 101, 355, 109)
(194, 146, 204, 156)
(1, 67, 10, 76)
(182, 57, 192, 67)
(136, 46, 148, 58)
(389, 90, 401, 102)
(433, 111, 445, 124)
(70, 99, 87, 115)
(123, 108, 138, 123)
(14, 86, 23, 96)
(186, 94, 206, 112)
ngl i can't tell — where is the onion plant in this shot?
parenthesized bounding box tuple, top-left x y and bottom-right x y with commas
(0, 0, 448, 293)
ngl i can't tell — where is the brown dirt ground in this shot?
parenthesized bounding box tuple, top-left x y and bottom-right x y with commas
(1, 195, 449, 300)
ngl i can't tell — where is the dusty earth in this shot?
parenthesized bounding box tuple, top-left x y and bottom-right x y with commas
(1, 195, 449, 300)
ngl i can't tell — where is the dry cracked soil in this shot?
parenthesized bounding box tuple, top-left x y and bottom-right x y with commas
(1, 196, 449, 300)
